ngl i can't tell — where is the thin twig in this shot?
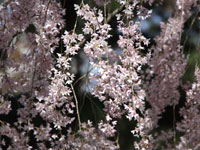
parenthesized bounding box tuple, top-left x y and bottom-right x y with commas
(106, 4, 125, 23)
(173, 103, 176, 147)
(73, 66, 94, 86)
(70, 83, 81, 130)
(43, 0, 51, 26)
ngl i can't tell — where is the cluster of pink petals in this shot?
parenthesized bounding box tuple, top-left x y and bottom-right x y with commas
(0, 0, 200, 149)
(176, 67, 200, 149)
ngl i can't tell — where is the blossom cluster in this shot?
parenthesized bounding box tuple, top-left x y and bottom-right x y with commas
(0, 0, 200, 149)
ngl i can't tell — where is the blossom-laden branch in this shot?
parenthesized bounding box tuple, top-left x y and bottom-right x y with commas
(146, 0, 199, 149)
(0, 0, 200, 149)
(176, 67, 200, 150)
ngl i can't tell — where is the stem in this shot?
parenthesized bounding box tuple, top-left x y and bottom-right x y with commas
(73, 16, 78, 33)
(70, 83, 81, 130)
(73, 66, 94, 86)
(104, 1, 107, 24)
(173, 103, 176, 148)
(106, 4, 125, 23)
(43, 0, 51, 26)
